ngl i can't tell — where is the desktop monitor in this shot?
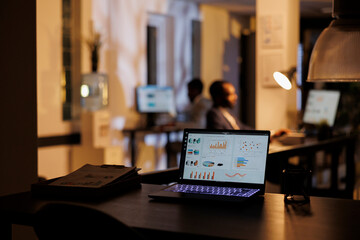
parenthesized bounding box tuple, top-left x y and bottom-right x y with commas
(136, 85, 176, 115)
(302, 89, 340, 127)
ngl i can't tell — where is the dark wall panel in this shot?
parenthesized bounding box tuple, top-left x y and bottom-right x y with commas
(0, 0, 38, 196)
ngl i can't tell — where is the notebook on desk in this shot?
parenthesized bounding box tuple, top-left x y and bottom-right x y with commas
(148, 129, 270, 202)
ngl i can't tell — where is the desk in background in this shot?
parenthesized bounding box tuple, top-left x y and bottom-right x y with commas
(268, 134, 358, 198)
(123, 126, 183, 167)
(1, 184, 360, 240)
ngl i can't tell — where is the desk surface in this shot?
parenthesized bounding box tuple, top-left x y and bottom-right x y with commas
(269, 133, 357, 154)
(1, 184, 360, 240)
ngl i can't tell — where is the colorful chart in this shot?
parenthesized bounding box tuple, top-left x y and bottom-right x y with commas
(203, 161, 215, 167)
(239, 141, 260, 151)
(190, 171, 215, 180)
(209, 141, 227, 149)
(236, 157, 248, 167)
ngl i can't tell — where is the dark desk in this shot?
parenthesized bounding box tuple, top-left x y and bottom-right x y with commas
(268, 134, 358, 198)
(1, 184, 360, 240)
(123, 126, 183, 167)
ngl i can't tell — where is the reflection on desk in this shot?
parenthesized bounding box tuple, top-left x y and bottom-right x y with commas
(0, 184, 360, 240)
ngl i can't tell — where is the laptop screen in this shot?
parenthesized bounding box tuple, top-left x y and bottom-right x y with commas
(179, 129, 270, 186)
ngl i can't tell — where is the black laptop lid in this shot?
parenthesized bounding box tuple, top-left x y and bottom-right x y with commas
(178, 129, 270, 195)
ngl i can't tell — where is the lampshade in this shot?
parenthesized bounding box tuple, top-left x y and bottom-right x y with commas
(307, 19, 360, 82)
(307, 0, 360, 82)
(273, 67, 296, 90)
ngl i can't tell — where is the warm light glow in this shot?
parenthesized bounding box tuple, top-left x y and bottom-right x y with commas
(80, 84, 90, 97)
(273, 71, 292, 90)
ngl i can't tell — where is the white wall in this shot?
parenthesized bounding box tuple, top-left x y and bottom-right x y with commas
(200, 5, 230, 96)
(255, 0, 299, 130)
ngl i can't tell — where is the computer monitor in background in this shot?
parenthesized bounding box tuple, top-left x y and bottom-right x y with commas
(303, 89, 341, 127)
(136, 85, 176, 127)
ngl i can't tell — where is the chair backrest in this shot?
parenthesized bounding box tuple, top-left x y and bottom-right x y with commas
(33, 203, 145, 240)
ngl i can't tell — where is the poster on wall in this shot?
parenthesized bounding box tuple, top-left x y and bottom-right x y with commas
(260, 15, 283, 49)
(260, 54, 283, 88)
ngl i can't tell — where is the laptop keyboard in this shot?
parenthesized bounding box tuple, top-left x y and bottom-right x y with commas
(165, 184, 260, 198)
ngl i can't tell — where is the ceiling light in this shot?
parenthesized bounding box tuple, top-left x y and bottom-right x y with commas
(307, 0, 360, 82)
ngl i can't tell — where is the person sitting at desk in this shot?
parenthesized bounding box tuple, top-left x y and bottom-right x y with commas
(180, 78, 212, 128)
(206, 80, 252, 130)
(206, 80, 289, 139)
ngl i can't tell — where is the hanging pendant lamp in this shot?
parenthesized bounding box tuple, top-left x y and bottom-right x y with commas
(307, 0, 360, 82)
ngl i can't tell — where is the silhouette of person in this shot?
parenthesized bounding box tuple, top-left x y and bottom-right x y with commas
(206, 80, 252, 130)
(181, 78, 212, 128)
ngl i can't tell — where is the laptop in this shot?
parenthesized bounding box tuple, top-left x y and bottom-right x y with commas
(148, 129, 270, 202)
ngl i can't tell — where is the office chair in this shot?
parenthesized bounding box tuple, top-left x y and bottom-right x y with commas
(33, 203, 146, 240)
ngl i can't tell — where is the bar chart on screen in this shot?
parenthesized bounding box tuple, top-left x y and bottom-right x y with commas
(204, 139, 230, 156)
(189, 171, 215, 180)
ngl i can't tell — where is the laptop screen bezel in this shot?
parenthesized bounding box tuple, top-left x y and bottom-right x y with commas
(178, 129, 270, 195)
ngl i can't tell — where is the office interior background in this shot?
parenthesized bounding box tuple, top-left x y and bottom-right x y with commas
(36, 0, 295, 178)
(2, 0, 360, 198)
(36, 0, 360, 186)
